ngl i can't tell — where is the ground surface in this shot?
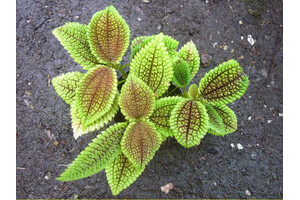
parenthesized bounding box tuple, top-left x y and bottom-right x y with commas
(16, 0, 283, 199)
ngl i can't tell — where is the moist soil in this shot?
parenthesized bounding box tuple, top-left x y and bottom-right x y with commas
(16, 0, 283, 199)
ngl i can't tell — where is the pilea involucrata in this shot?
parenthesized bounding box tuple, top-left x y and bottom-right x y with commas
(52, 5, 249, 196)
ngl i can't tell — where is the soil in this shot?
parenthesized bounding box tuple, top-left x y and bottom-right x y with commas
(16, 0, 283, 199)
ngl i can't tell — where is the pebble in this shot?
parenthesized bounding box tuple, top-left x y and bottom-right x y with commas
(267, 120, 272, 124)
(241, 36, 244, 40)
(257, 143, 260, 147)
(261, 68, 268, 77)
(206, 0, 209, 3)
(143, 0, 150, 2)
(249, 95, 251, 98)
(248, 116, 252, 121)
(231, 143, 235, 148)
(213, 42, 218, 48)
(251, 152, 257, 158)
(213, 181, 217, 186)
(45, 175, 50, 180)
(247, 35, 255, 46)
(265, 35, 271, 40)
(279, 113, 283, 117)
(264, 105, 267, 108)
(28, 82, 31, 85)
(138, 17, 141, 21)
(223, 45, 228, 50)
(230, 49, 235, 53)
(161, 183, 174, 194)
(237, 143, 244, 150)
(75, 16, 79, 19)
(246, 190, 251, 196)
(239, 20, 243, 25)
(157, 25, 161, 30)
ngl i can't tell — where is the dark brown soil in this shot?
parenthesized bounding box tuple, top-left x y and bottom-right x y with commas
(16, 0, 283, 199)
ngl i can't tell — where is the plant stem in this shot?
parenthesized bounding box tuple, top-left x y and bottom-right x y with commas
(118, 80, 126, 85)
(119, 68, 128, 78)
(167, 86, 179, 96)
(120, 63, 130, 70)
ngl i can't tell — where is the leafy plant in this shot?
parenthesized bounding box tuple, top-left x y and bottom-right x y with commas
(52, 5, 249, 195)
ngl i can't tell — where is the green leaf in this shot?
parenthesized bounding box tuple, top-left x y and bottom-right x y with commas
(52, 71, 83, 105)
(75, 66, 118, 128)
(130, 35, 154, 60)
(52, 23, 100, 70)
(205, 104, 225, 134)
(119, 74, 155, 120)
(57, 122, 128, 182)
(178, 41, 200, 80)
(71, 92, 119, 139)
(207, 104, 237, 136)
(149, 96, 183, 137)
(87, 5, 130, 64)
(121, 121, 162, 167)
(106, 152, 145, 196)
(130, 34, 173, 97)
(198, 59, 249, 105)
(130, 34, 179, 61)
(188, 84, 199, 99)
(170, 99, 209, 148)
(172, 59, 191, 88)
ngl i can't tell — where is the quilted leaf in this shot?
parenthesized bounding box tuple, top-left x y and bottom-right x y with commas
(172, 59, 191, 88)
(87, 6, 130, 64)
(130, 34, 173, 97)
(130, 35, 154, 60)
(119, 74, 155, 120)
(121, 121, 162, 167)
(188, 84, 199, 99)
(205, 104, 225, 134)
(52, 72, 83, 105)
(130, 34, 179, 60)
(149, 96, 183, 137)
(57, 122, 128, 182)
(208, 104, 237, 136)
(75, 66, 118, 128)
(106, 152, 145, 196)
(52, 23, 100, 70)
(71, 92, 119, 139)
(170, 99, 209, 148)
(198, 59, 249, 105)
(178, 41, 200, 80)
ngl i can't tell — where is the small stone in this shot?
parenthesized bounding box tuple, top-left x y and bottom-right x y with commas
(45, 175, 49, 180)
(279, 113, 283, 117)
(267, 120, 272, 124)
(213, 42, 218, 48)
(74, 194, 79, 199)
(231, 143, 235, 148)
(264, 105, 267, 108)
(28, 82, 31, 85)
(27, 19, 31, 23)
(75, 16, 79, 19)
(247, 35, 255, 46)
(248, 116, 252, 121)
(230, 49, 235, 53)
(239, 20, 243, 25)
(257, 143, 260, 147)
(246, 190, 251, 196)
(53, 141, 59, 146)
(251, 152, 257, 159)
(200, 53, 211, 67)
(238, 55, 245, 59)
(217, 31, 220, 34)
(161, 183, 174, 194)
(213, 181, 217, 186)
(249, 95, 251, 98)
(137, 17, 141, 21)
(241, 36, 244, 40)
(231, 40, 234, 43)
(206, 0, 209, 3)
(265, 35, 271, 40)
(143, 0, 150, 2)
(157, 25, 161, 30)
(237, 143, 244, 150)
(223, 45, 228, 51)
(261, 68, 268, 77)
